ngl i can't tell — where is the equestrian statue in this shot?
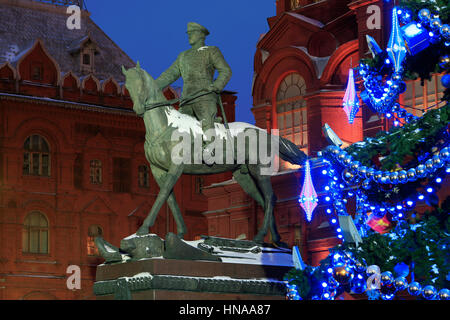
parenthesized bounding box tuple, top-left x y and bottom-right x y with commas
(118, 22, 308, 248)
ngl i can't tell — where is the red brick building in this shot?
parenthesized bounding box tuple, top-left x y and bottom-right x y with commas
(0, 0, 235, 299)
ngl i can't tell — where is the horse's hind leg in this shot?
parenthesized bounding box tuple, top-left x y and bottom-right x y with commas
(137, 164, 184, 236)
(247, 165, 283, 246)
(148, 164, 187, 238)
(232, 167, 265, 239)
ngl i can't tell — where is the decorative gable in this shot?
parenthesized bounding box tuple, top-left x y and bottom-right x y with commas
(16, 39, 61, 85)
(68, 33, 101, 75)
(81, 196, 115, 216)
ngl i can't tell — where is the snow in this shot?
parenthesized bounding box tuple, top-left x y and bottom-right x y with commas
(291, 46, 330, 79)
(104, 244, 117, 253)
(182, 239, 294, 267)
(165, 108, 265, 140)
(122, 233, 159, 240)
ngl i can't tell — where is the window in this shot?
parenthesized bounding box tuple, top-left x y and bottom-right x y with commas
(138, 165, 150, 188)
(89, 160, 102, 184)
(82, 53, 91, 66)
(113, 158, 131, 193)
(73, 153, 83, 189)
(23, 135, 50, 176)
(276, 73, 308, 164)
(195, 176, 204, 194)
(31, 63, 43, 81)
(87, 225, 102, 256)
(401, 73, 446, 117)
(22, 211, 49, 254)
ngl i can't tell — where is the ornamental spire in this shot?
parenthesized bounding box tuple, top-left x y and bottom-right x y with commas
(342, 68, 360, 124)
(299, 160, 318, 222)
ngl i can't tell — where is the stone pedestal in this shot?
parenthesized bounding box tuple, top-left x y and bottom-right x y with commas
(93, 258, 291, 300)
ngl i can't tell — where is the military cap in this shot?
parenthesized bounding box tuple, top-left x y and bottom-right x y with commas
(186, 22, 210, 36)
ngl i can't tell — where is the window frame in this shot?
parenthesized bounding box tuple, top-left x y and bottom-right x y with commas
(23, 135, 51, 177)
(22, 211, 49, 255)
(89, 159, 103, 185)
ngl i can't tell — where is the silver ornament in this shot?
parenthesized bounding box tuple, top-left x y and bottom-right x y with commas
(440, 147, 449, 161)
(380, 271, 393, 285)
(438, 288, 450, 300)
(407, 168, 416, 181)
(419, 9, 431, 22)
(416, 164, 426, 178)
(337, 151, 347, 162)
(425, 159, 434, 171)
(389, 171, 399, 184)
(366, 168, 376, 179)
(430, 18, 442, 30)
(398, 170, 407, 183)
(422, 285, 437, 300)
(408, 282, 422, 296)
(362, 179, 371, 190)
(432, 154, 443, 168)
(394, 277, 408, 291)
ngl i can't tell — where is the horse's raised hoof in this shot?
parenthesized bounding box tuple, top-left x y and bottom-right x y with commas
(136, 226, 149, 236)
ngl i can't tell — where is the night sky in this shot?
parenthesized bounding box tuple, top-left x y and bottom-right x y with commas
(85, 0, 276, 125)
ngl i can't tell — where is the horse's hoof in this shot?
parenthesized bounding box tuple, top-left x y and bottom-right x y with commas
(272, 241, 289, 249)
(136, 226, 149, 236)
(253, 234, 265, 244)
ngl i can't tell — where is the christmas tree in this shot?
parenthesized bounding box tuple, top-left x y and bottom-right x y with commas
(285, 0, 450, 300)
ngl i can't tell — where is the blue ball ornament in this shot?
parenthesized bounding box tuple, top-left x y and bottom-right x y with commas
(432, 154, 443, 168)
(408, 282, 422, 296)
(393, 277, 408, 291)
(419, 9, 431, 22)
(441, 24, 450, 39)
(380, 271, 394, 285)
(394, 262, 409, 278)
(440, 147, 450, 161)
(442, 74, 450, 89)
(416, 164, 427, 178)
(422, 285, 437, 300)
(438, 288, 450, 300)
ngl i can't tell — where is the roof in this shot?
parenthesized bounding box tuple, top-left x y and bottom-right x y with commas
(0, 0, 135, 82)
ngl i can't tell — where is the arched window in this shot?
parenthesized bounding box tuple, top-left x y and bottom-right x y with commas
(23, 135, 50, 176)
(87, 225, 103, 256)
(276, 73, 308, 155)
(89, 159, 102, 184)
(22, 211, 49, 254)
(138, 165, 150, 188)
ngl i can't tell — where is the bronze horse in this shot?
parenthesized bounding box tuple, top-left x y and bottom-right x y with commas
(122, 64, 307, 246)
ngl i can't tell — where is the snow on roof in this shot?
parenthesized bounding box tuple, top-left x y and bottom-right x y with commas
(291, 46, 331, 79)
(286, 12, 324, 28)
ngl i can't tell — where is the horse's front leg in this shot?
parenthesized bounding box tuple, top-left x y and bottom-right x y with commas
(137, 164, 184, 235)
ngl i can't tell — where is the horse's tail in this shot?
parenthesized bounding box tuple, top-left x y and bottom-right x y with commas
(278, 136, 308, 166)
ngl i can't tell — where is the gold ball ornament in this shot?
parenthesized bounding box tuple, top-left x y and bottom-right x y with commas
(333, 264, 354, 285)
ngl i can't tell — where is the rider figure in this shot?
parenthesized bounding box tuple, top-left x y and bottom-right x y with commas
(155, 22, 232, 162)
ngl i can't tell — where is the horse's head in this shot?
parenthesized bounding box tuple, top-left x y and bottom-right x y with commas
(122, 62, 165, 116)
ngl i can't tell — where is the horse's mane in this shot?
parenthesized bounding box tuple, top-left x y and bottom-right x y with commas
(124, 65, 171, 116)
